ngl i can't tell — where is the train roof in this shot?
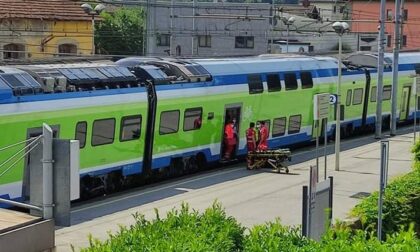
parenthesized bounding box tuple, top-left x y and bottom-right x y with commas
(192, 55, 338, 76)
(1, 52, 420, 102)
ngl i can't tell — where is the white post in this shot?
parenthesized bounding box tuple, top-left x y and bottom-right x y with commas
(42, 123, 53, 219)
(335, 35, 342, 171)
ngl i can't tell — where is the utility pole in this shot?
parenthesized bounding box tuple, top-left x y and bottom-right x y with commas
(375, 0, 386, 138)
(146, 0, 156, 56)
(170, 0, 174, 56)
(390, 0, 401, 136)
(400, 0, 405, 49)
(192, 0, 196, 56)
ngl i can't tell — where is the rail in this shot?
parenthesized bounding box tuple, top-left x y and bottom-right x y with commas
(0, 198, 42, 212)
(0, 124, 53, 219)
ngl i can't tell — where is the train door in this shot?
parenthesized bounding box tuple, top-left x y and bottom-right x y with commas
(22, 125, 60, 199)
(399, 86, 411, 121)
(221, 105, 241, 161)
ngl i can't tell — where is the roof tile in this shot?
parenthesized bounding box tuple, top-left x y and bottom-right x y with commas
(0, 0, 94, 21)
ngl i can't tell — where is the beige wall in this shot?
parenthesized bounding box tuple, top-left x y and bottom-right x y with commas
(0, 19, 93, 60)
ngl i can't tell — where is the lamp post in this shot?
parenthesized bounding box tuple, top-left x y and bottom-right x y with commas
(332, 21, 349, 171)
(81, 3, 105, 55)
(282, 16, 295, 53)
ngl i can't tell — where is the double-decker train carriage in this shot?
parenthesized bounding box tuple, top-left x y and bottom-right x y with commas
(0, 52, 419, 201)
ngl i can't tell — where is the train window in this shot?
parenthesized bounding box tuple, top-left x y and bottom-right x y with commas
(300, 72, 313, 89)
(284, 73, 298, 90)
(248, 74, 263, 94)
(184, 107, 203, 131)
(272, 117, 286, 137)
(75, 121, 87, 148)
(383, 85, 392, 100)
(267, 74, 281, 92)
(288, 115, 302, 134)
(160, 110, 180, 134)
(371, 86, 377, 102)
(353, 88, 364, 105)
(346, 90, 352, 106)
(120, 115, 142, 142)
(92, 118, 115, 146)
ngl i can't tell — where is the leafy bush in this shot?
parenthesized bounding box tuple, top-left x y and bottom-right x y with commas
(351, 146, 420, 236)
(81, 202, 244, 252)
(243, 219, 316, 251)
(244, 221, 420, 252)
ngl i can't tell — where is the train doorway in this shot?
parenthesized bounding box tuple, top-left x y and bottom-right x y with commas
(399, 86, 411, 121)
(221, 106, 241, 161)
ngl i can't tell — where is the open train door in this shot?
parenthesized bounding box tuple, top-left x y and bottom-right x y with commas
(221, 105, 241, 161)
(399, 86, 411, 122)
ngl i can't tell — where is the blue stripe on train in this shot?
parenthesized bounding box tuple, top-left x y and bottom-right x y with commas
(1, 63, 417, 105)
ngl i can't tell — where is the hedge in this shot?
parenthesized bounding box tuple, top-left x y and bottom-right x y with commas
(351, 142, 420, 236)
(80, 204, 419, 252)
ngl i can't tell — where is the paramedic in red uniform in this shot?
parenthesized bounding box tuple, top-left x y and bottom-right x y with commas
(246, 122, 257, 152)
(246, 122, 257, 168)
(258, 121, 268, 151)
(223, 120, 236, 160)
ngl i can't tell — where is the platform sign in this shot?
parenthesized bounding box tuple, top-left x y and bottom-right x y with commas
(329, 94, 337, 105)
(313, 93, 330, 120)
(415, 77, 420, 95)
(309, 165, 318, 205)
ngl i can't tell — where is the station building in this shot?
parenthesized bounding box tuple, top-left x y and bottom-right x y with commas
(0, 0, 94, 61)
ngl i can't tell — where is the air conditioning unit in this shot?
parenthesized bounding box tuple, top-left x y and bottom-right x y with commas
(42, 77, 55, 93)
(55, 77, 67, 92)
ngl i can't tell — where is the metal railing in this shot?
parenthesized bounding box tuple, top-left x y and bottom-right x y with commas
(0, 124, 54, 219)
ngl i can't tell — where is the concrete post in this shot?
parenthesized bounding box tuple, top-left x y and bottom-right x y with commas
(391, 0, 401, 135)
(42, 123, 53, 219)
(375, 0, 386, 138)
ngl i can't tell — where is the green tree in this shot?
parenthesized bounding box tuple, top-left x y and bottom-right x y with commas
(95, 8, 145, 55)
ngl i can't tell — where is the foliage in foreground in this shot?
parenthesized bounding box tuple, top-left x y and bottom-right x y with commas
(81, 202, 244, 252)
(81, 204, 420, 252)
(245, 221, 419, 252)
(352, 144, 420, 236)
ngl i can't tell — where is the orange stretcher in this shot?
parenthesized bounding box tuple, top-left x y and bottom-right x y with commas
(247, 148, 292, 173)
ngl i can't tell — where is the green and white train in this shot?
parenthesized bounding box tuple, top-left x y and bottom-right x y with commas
(0, 52, 419, 201)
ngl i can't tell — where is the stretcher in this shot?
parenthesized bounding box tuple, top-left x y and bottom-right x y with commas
(247, 148, 292, 173)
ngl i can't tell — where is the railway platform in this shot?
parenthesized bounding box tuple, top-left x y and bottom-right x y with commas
(55, 130, 415, 251)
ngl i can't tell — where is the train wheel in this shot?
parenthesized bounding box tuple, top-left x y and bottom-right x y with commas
(186, 156, 198, 173)
(196, 153, 207, 170)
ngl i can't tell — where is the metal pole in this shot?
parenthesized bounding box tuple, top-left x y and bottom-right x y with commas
(400, 0, 405, 50)
(170, 0, 174, 56)
(316, 120, 319, 173)
(302, 185, 308, 237)
(324, 119, 328, 180)
(335, 35, 342, 171)
(0, 198, 43, 212)
(286, 24, 289, 53)
(42, 123, 53, 219)
(192, 0, 196, 56)
(391, 0, 401, 136)
(270, 3, 274, 53)
(375, 0, 386, 138)
(378, 140, 389, 240)
(91, 15, 95, 55)
(415, 93, 417, 143)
